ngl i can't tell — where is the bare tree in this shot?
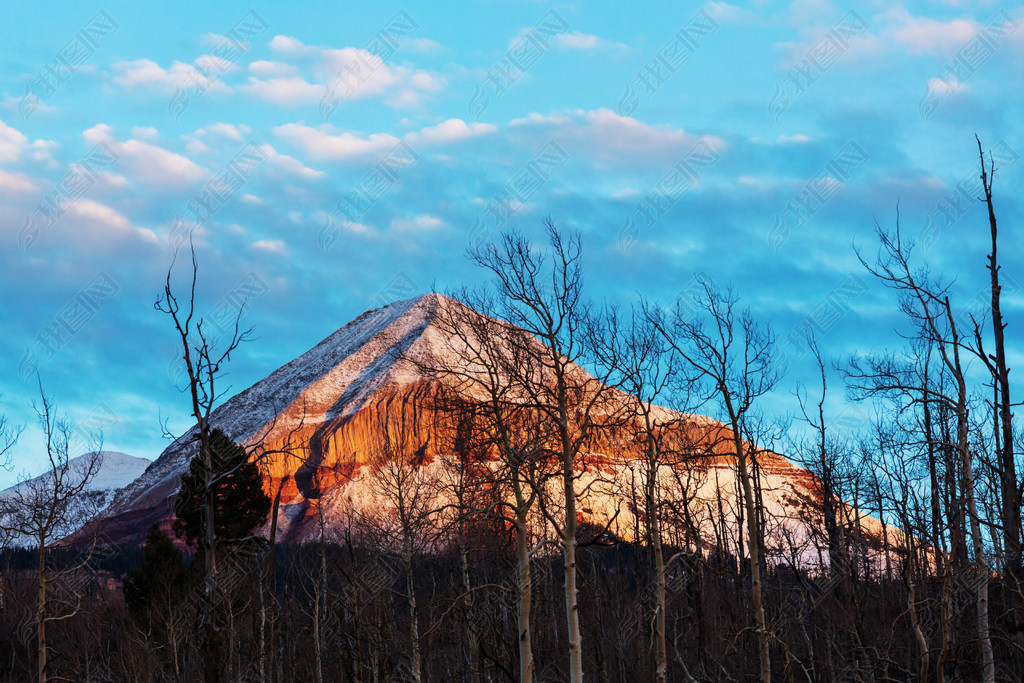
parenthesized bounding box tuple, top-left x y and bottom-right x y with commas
(258, 473, 288, 683)
(468, 222, 625, 682)
(648, 277, 779, 683)
(850, 219, 995, 682)
(426, 290, 552, 683)
(792, 337, 855, 584)
(154, 242, 294, 683)
(598, 306, 706, 682)
(0, 383, 102, 683)
(155, 243, 251, 575)
(968, 136, 1022, 666)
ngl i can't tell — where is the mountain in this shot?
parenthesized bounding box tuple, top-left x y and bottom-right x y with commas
(101, 294, 447, 544)
(1, 451, 151, 547)
(100, 294, 891, 564)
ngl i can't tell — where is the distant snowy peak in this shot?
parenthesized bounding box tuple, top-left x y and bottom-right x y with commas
(1, 451, 151, 546)
(1, 451, 152, 497)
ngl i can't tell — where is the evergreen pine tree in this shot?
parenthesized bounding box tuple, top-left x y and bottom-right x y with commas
(172, 428, 271, 554)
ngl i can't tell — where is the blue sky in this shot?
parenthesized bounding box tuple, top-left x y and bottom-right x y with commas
(2, 0, 1023, 486)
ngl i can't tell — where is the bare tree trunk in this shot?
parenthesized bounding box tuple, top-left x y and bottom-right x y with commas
(201, 436, 220, 683)
(313, 560, 324, 683)
(652, 491, 668, 683)
(405, 542, 422, 683)
(903, 534, 929, 683)
(258, 580, 267, 683)
(946, 302, 995, 683)
(37, 539, 46, 683)
(937, 533, 956, 683)
(922, 360, 946, 577)
(513, 478, 535, 683)
(977, 137, 1024, 667)
(643, 441, 668, 683)
(260, 479, 284, 683)
(732, 422, 771, 683)
(458, 535, 480, 683)
(562, 435, 584, 683)
(958, 394, 995, 682)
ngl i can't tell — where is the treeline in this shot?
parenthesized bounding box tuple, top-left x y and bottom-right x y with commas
(0, 535, 995, 681)
(1, 140, 1021, 682)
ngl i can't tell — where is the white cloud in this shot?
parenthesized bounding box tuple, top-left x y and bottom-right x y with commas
(1, 93, 58, 117)
(69, 198, 133, 231)
(737, 175, 776, 190)
(927, 76, 967, 95)
(0, 168, 35, 195)
(111, 59, 232, 94)
(554, 31, 629, 51)
(268, 35, 311, 56)
(704, 2, 758, 23)
(93, 170, 130, 190)
(195, 54, 241, 74)
(406, 118, 497, 144)
(248, 60, 298, 77)
(130, 126, 160, 141)
(84, 124, 205, 190)
(586, 109, 725, 150)
(183, 123, 252, 154)
(117, 143, 202, 187)
(889, 11, 979, 56)
(317, 46, 444, 104)
(515, 108, 725, 164)
(252, 239, 288, 254)
(82, 122, 117, 144)
(511, 111, 574, 126)
(240, 76, 323, 105)
(391, 214, 447, 233)
(341, 219, 373, 234)
(316, 211, 375, 235)
(0, 119, 29, 163)
(68, 198, 158, 244)
(27, 139, 59, 165)
(247, 37, 443, 108)
(0, 121, 57, 166)
(777, 133, 812, 144)
(195, 122, 251, 141)
(274, 123, 401, 161)
(403, 37, 444, 52)
(255, 143, 326, 179)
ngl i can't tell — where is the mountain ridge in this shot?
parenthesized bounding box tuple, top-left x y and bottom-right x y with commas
(97, 294, 891, 564)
